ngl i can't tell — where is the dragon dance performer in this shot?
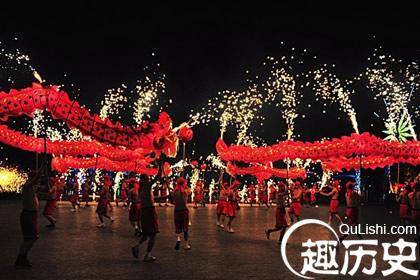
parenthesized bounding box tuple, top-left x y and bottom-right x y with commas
(103, 175, 114, 212)
(158, 180, 169, 207)
(302, 185, 311, 208)
(96, 176, 114, 228)
(193, 180, 204, 208)
(225, 180, 240, 233)
(43, 175, 58, 228)
(81, 178, 91, 208)
(309, 184, 319, 207)
(15, 170, 42, 268)
(265, 182, 289, 245)
(172, 177, 191, 250)
(320, 180, 343, 225)
(131, 161, 164, 262)
(397, 184, 412, 225)
(120, 176, 129, 207)
(247, 184, 256, 207)
(269, 183, 277, 206)
(340, 181, 362, 242)
(408, 177, 420, 243)
(127, 173, 142, 236)
(258, 183, 269, 208)
(69, 176, 81, 212)
(288, 181, 303, 223)
(216, 171, 228, 229)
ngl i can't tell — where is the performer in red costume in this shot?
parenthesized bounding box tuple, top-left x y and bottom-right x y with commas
(247, 184, 256, 207)
(320, 180, 343, 225)
(216, 171, 228, 229)
(302, 185, 311, 208)
(96, 176, 114, 228)
(43, 175, 58, 227)
(131, 161, 164, 262)
(225, 180, 239, 233)
(288, 181, 303, 223)
(81, 178, 91, 207)
(397, 184, 412, 224)
(127, 173, 141, 236)
(103, 174, 114, 211)
(172, 177, 191, 250)
(269, 183, 277, 206)
(408, 177, 420, 243)
(265, 182, 289, 244)
(120, 177, 129, 207)
(15, 170, 42, 267)
(340, 181, 362, 242)
(193, 180, 204, 208)
(69, 176, 80, 212)
(158, 180, 169, 207)
(258, 183, 269, 208)
(309, 184, 319, 207)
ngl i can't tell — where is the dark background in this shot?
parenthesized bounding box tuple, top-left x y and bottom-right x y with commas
(0, 1, 419, 170)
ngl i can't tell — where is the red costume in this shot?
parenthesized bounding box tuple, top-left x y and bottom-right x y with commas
(43, 177, 57, 216)
(96, 186, 109, 215)
(275, 207, 288, 228)
(247, 185, 256, 203)
(174, 178, 189, 234)
(194, 183, 203, 203)
(289, 201, 301, 216)
(69, 178, 79, 204)
(345, 207, 358, 226)
(399, 189, 411, 220)
(310, 188, 317, 203)
(128, 180, 141, 222)
(217, 187, 228, 216)
(304, 188, 311, 204)
(258, 186, 268, 203)
(329, 199, 339, 214)
(345, 189, 359, 225)
(82, 182, 90, 202)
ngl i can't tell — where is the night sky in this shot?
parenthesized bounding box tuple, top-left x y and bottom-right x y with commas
(0, 1, 419, 169)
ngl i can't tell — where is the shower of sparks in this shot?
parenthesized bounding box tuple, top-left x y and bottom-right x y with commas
(312, 68, 359, 134)
(171, 160, 185, 172)
(206, 154, 226, 170)
(0, 166, 28, 193)
(31, 109, 44, 138)
(208, 179, 215, 203)
(320, 170, 332, 190)
(99, 85, 128, 120)
(92, 169, 102, 200)
(189, 168, 199, 202)
(190, 85, 264, 144)
(0, 40, 36, 87)
(263, 64, 298, 139)
(113, 172, 124, 200)
(239, 184, 247, 203)
(133, 75, 166, 124)
(76, 168, 86, 187)
(365, 52, 419, 140)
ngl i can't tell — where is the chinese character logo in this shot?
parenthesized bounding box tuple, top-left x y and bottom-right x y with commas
(280, 219, 418, 279)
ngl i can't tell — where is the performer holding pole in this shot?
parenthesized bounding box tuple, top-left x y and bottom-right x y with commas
(172, 177, 191, 250)
(320, 180, 343, 225)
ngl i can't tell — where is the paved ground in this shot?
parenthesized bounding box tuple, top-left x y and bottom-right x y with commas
(0, 199, 418, 280)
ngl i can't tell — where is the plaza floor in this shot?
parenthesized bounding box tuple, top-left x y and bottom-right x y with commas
(0, 199, 418, 280)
